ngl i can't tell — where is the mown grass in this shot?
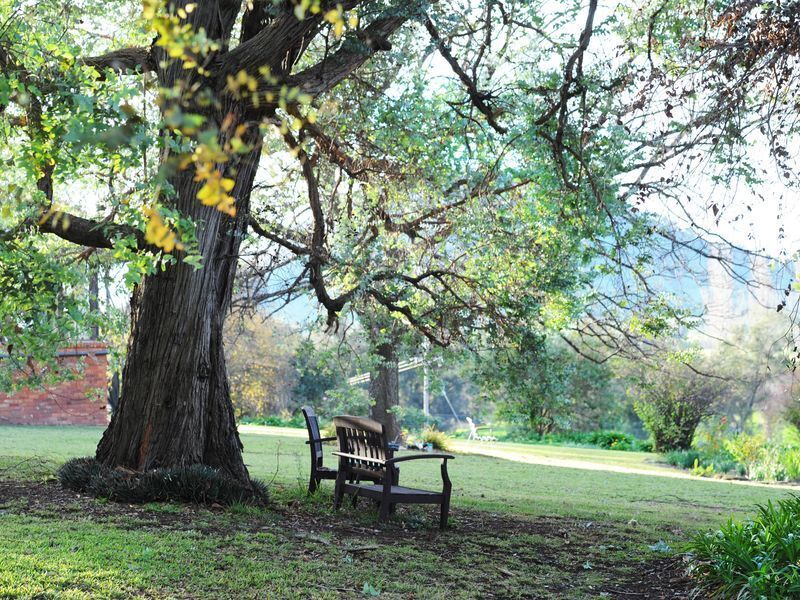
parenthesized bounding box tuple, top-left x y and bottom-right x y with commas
(0, 424, 797, 598)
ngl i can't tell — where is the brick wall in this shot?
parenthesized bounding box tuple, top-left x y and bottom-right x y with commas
(0, 341, 110, 426)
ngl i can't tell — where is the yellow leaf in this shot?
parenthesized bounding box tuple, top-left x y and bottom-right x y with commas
(144, 206, 183, 253)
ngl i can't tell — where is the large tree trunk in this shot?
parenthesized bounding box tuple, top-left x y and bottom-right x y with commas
(369, 336, 402, 443)
(96, 137, 262, 485)
(95, 52, 266, 486)
(94, 1, 264, 485)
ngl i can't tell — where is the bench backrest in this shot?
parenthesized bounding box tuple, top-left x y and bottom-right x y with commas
(302, 406, 325, 465)
(333, 415, 390, 480)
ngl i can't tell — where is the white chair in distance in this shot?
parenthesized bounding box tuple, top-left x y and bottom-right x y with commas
(466, 417, 497, 442)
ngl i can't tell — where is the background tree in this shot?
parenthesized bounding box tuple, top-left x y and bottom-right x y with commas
(631, 357, 730, 451)
(223, 313, 298, 419)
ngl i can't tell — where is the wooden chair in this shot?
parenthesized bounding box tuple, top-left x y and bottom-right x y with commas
(302, 406, 338, 494)
(332, 415, 455, 529)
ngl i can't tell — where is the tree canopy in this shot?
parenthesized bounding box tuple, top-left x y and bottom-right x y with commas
(0, 0, 795, 486)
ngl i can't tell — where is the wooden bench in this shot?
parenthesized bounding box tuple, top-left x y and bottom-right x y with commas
(302, 406, 338, 494)
(332, 415, 455, 529)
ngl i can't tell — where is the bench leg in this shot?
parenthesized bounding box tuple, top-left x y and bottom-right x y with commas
(440, 461, 452, 529)
(308, 474, 318, 495)
(379, 474, 392, 522)
(439, 497, 451, 529)
(379, 499, 391, 522)
(334, 472, 346, 510)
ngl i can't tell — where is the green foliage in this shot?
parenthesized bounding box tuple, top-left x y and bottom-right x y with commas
(0, 237, 89, 390)
(664, 424, 800, 482)
(781, 447, 800, 481)
(224, 316, 299, 419)
(632, 361, 726, 451)
(291, 340, 347, 413)
(785, 403, 800, 432)
(472, 336, 573, 435)
(586, 431, 638, 451)
(418, 426, 451, 451)
(323, 386, 371, 417)
(57, 457, 268, 506)
(239, 414, 305, 428)
(690, 496, 800, 598)
(724, 433, 766, 478)
(390, 405, 439, 432)
(664, 449, 702, 470)
(499, 428, 652, 452)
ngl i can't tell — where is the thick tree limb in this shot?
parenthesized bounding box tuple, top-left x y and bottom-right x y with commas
(82, 47, 156, 75)
(288, 13, 407, 96)
(37, 212, 144, 249)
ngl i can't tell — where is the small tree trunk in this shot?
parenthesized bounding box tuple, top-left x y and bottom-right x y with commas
(96, 125, 262, 487)
(88, 268, 99, 340)
(369, 340, 401, 442)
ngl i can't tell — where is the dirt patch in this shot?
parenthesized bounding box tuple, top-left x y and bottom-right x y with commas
(1, 480, 695, 598)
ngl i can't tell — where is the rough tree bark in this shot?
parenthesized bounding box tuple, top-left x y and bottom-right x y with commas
(366, 318, 402, 442)
(96, 1, 277, 485)
(96, 132, 263, 485)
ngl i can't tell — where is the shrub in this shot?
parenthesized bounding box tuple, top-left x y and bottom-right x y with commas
(664, 449, 740, 476)
(320, 421, 337, 441)
(632, 363, 726, 451)
(724, 433, 765, 478)
(58, 457, 268, 506)
(418, 426, 451, 451)
(689, 496, 800, 598)
(240, 413, 305, 428)
(587, 430, 635, 450)
(781, 446, 800, 481)
(748, 445, 787, 482)
(390, 406, 439, 432)
(499, 428, 652, 452)
(665, 449, 703, 470)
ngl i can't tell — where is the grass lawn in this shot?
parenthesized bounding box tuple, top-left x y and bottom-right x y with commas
(1, 424, 795, 598)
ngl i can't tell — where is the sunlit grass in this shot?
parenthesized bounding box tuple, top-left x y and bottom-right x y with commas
(1, 424, 793, 529)
(0, 424, 796, 598)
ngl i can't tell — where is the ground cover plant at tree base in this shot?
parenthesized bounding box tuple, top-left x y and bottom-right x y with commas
(57, 457, 269, 505)
(2, 425, 799, 598)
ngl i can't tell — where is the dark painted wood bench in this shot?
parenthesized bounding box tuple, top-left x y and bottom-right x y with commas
(332, 415, 454, 529)
(302, 406, 338, 494)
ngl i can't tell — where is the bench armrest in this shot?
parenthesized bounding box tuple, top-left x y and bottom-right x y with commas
(332, 451, 385, 465)
(305, 437, 337, 444)
(386, 453, 454, 465)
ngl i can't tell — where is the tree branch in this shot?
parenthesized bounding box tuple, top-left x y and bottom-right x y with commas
(36, 212, 144, 249)
(82, 47, 156, 75)
(424, 14, 507, 134)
